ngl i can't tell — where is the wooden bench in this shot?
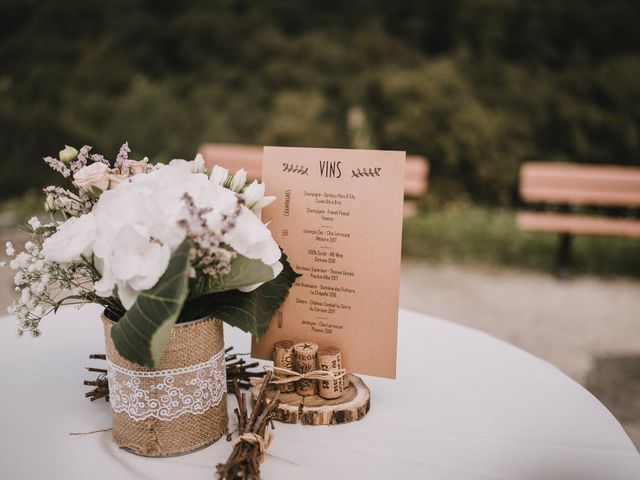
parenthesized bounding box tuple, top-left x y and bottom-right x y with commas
(403, 155, 430, 215)
(198, 144, 429, 213)
(199, 144, 263, 181)
(517, 162, 640, 276)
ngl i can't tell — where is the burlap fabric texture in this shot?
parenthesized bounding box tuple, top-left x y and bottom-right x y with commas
(103, 315, 228, 456)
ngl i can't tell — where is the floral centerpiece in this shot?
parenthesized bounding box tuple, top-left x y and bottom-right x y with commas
(4, 144, 298, 456)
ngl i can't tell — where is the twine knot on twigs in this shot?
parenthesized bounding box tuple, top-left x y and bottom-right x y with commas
(216, 373, 281, 479)
(232, 432, 272, 463)
(267, 366, 347, 385)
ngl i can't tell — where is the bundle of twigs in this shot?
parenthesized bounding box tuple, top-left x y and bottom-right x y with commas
(216, 373, 280, 480)
(83, 347, 267, 401)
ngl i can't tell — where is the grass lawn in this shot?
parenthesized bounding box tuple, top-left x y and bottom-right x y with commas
(0, 191, 45, 228)
(403, 207, 640, 278)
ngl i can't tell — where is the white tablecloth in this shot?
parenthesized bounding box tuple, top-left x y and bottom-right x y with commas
(1, 305, 638, 480)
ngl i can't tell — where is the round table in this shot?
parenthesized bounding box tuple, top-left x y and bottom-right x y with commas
(1, 305, 638, 480)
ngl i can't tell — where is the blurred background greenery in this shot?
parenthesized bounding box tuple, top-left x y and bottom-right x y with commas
(1, 0, 639, 274)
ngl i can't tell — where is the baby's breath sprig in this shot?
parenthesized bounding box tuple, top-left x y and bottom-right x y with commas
(3, 218, 122, 336)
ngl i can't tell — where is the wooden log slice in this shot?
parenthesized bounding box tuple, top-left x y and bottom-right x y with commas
(250, 373, 370, 425)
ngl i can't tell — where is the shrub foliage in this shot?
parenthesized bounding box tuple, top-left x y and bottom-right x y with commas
(1, 0, 639, 204)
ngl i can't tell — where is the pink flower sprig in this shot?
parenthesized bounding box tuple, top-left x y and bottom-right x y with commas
(43, 156, 71, 178)
(73, 145, 91, 172)
(43, 144, 119, 179)
(179, 192, 242, 279)
(114, 142, 130, 169)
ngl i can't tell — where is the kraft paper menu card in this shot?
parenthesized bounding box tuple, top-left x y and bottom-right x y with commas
(251, 147, 405, 379)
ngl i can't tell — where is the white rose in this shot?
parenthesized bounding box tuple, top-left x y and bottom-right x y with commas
(42, 214, 97, 263)
(73, 162, 110, 191)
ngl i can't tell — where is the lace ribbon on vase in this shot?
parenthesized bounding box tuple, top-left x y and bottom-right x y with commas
(106, 347, 226, 422)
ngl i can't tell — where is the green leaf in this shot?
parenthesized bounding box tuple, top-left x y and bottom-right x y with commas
(110, 240, 191, 368)
(189, 254, 275, 298)
(179, 251, 301, 338)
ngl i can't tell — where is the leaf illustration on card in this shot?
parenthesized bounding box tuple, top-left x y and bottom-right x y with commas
(352, 167, 382, 178)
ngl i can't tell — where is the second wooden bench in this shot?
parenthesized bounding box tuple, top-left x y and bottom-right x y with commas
(517, 162, 640, 276)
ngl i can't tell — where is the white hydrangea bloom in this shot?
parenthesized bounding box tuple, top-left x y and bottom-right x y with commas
(42, 214, 96, 263)
(42, 159, 282, 309)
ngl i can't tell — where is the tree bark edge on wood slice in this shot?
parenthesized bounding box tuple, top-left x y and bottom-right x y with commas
(250, 374, 370, 426)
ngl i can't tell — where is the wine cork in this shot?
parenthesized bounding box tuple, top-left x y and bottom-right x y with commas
(317, 346, 344, 399)
(293, 342, 318, 396)
(272, 340, 295, 393)
(343, 371, 350, 390)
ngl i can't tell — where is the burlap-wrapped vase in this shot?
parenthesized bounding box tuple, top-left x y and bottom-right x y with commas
(103, 315, 228, 456)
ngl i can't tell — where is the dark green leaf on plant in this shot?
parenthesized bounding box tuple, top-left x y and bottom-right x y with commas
(180, 250, 300, 338)
(189, 253, 275, 298)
